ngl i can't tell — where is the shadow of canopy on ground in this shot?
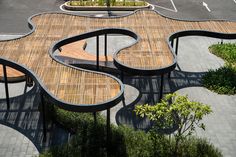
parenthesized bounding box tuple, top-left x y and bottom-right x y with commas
(115, 69, 205, 131)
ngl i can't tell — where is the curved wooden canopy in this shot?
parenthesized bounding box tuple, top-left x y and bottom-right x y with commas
(0, 10, 235, 110)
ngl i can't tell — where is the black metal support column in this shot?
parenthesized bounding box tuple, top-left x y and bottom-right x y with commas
(122, 95, 126, 107)
(169, 39, 174, 78)
(40, 92, 47, 142)
(120, 70, 124, 82)
(26, 75, 34, 87)
(221, 39, 223, 44)
(104, 34, 107, 57)
(159, 74, 164, 102)
(175, 37, 179, 55)
(106, 108, 111, 153)
(96, 35, 99, 71)
(3, 65, 10, 110)
(168, 72, 171, 79)
(93, 112, 97, 124)
(171, 39, 174, 47)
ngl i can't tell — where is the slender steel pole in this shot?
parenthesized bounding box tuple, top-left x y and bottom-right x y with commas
(93, 112, 97, 124)
(120, 70, 124, 82)
(159, 74, 164, 102)
(96, 35, 99, 71)
(221, 39, 223, 44)
(175, 37, 179, 55)
(122, 95, 126, 107)
(40, 92, 47, 142)
(3, 65, 10, 110)
(171, 39, 174, 47)
(168, 72, 171, 79)
(106, 108, 111, 153)
(104, 34, 107, 57)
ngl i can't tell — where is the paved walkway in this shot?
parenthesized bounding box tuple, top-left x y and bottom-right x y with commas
(176, 36, 236, 157)
(0, 125, 38, 157)
(112, 36, 236, 157)
(0, 81, 41, 157)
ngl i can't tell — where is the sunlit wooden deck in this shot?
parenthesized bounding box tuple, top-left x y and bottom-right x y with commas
(0, 10, 235, 107)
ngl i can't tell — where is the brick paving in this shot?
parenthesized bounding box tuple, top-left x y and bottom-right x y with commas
(114, 36, 236, 156)
(176, 36, 236, 157)
(0, 81, 41, 157)
(0, 125, 38, 157)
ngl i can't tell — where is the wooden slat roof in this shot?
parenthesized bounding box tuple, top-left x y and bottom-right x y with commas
(0, 10, 235, 106)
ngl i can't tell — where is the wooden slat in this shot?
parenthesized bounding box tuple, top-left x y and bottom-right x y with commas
(0, 10, 235, 105)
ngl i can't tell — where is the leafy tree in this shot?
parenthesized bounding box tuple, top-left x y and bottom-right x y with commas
(135, 93, 212, 157)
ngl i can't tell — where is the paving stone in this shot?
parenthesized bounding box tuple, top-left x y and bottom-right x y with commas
(174, 37, 236, 157)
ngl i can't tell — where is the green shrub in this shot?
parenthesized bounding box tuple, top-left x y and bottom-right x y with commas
(203, 43, 236, 95)
(135, 93, 212, 156)
(209, 43, 236, 64)
(177, 137, 222, 157)
(40, 105, 222, 157)
(50, 105, 104, 133)
(202, 64, 236, 95)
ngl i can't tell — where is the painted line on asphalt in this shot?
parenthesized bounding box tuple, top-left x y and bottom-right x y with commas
(202, 2, 211, 12)
(60, 4, 74, 12)
(0, 34, 23, 36)
(153, 0, 178, 12)
(234, 0, 236, 4)
(149, 4, 155, 10)
(0, 34, 24, 41)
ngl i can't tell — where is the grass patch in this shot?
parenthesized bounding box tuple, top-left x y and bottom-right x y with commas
(209, 43, 236, 64)
(202, 64, 236, 94)
(202, 43, 236, 95)
(40, 106, 222, 157)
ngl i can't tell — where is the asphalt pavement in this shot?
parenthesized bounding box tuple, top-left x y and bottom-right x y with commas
(149, 0, 236, 21)
(0, 0, 63, 33)
(0, 0, 132, 34)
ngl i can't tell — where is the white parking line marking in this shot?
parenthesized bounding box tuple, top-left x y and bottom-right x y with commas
(234, 0, 236, 4)
(203, 2, 211, 12)
(60, 4, 74, 12)
(154, 0, 178, 12)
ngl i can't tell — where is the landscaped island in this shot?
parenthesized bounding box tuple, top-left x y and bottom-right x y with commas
(64, 0, 150, 11)
(203, 43, 236, 95)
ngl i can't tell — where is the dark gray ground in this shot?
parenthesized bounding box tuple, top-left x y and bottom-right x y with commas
(148, 0, 236, 20)
(0, 0, 64, 34)
(1, 0, 235, 34)
(0, 0, 132, 34)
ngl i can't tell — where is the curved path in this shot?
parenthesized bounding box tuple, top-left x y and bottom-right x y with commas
(0, 10, 236, 112)
(0, 124, 39, 157)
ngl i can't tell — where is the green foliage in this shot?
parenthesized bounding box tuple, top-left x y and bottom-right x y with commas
(67, 0, 147, 6)
(209, 43, 236, 64)
(98, 0, 104, 6)
(50, 105, 101, 133)
(119, 126, 153, 157)
(111, 0, 116, 6)
(203, 42, 236, 95)
(202, 64, 236, 94)
(135, 93, 212, 136)
(40, 105, 221, 157)
(176, 137, 222, 157)
(135, 93, 212, 156)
